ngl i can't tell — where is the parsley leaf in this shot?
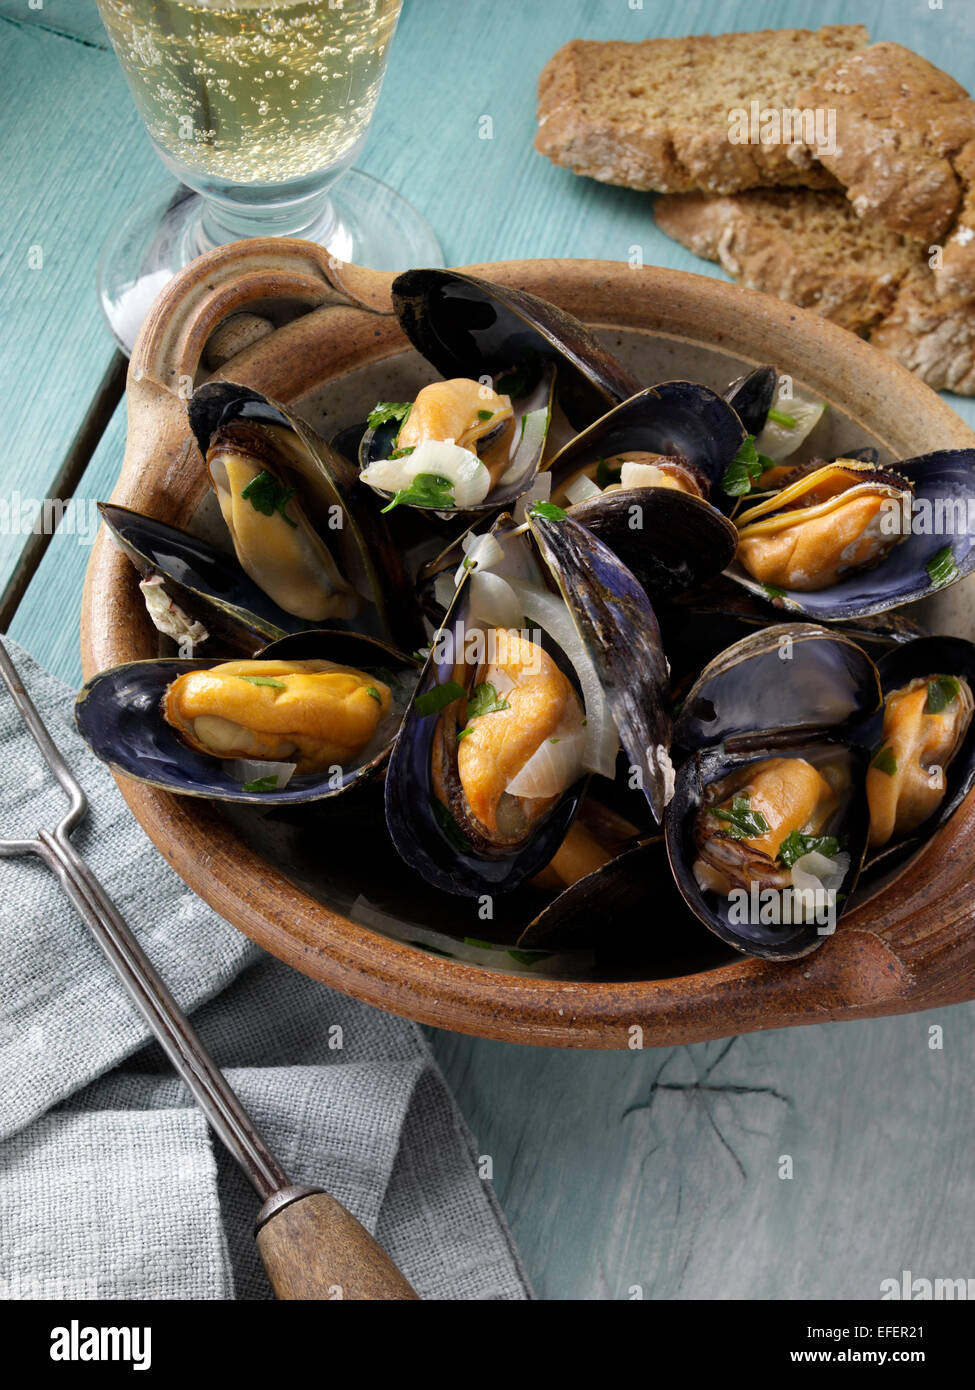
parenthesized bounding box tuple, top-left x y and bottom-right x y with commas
(871, 745, 898, 776)
(720, 436, 764, 496)
(777, 830, 843, 868)
(388, 445, 415, 460)
(466, 681, 510, 720)
(926, 545, 959, 589)
(762, 583, 788, 600)
(240, 471, 298, 527)
(367, 401, 412, 430)
(926, 675, 961, 714)
(365, 686, 383, 704)
(432, 797, 471, 852)
(596, 457, 622, 489)
(415, 679, 466, 716)
(709, 794, 770, 840)
(477, 409, 494, 421)
(238, 675, 286, 690)
(529, 500, 568, 522)
(494, 360, 541, 399)
(381, 472, 455, 513)
(242, 774, 279, 792)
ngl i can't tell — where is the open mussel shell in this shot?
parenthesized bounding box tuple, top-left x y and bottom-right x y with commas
(391, 268, 641, 429)
(674, 624, 882, 756)
(723, 365, 778, 436)
(75, 631, 416, 806)
(854, 635, 975, 898)
(384, 512, 673, 898)
(727, 450, 975, 621)
(516, 837, 737, 974)
(666, 742, 871, 961)
(188, 381, 424, 652)
(99, 503, 303, 654)
(357, 361, 556, 517)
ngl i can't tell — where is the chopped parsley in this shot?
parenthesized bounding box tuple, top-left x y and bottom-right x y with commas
(767, 408, 797, 429)
(367, 401, 412, 430)
(519, 413, 528, 440)
(432, 797, 472, 852)
(466, 681, 510, 720)
(529, 500, 568, 522)
(381, 472, 455, 513)
(388, 445, 415, 460)
(926, 545, 959, 589)
(926, 675, 961, 714)
(477, 409, 494, 421)
(242, 774, 279, 792)
(709, 794, 770, 840)
(777, 829, 843, 868)
(720, 435, 776, 497)
(365, 686, 383, 704)
(415, 679, 466, 716)
(494, 360, 541, 399)
(240, 471, 298, 527)
(762, 583, 788, 600)
(464, 936, 495, 950)
(871, 745, 898, 776)
(238, 675, 286, 690)
(456, 726, 473, 742)
(507, 948, 550, 966)
(596, 456, 622, 489)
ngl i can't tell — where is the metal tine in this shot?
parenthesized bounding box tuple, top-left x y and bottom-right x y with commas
(0, 638, 86, 848)
(0, 636, 289, 1201)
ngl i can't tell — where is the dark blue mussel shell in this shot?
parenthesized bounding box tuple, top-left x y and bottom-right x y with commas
(390, 268, 642, 429)
(74, 630, 418, 806)
(384, 512, 672, 898)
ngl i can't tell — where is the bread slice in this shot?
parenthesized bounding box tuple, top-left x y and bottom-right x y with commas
(534, 25, 869, 194)
(796, 42, 975, 245)
(654, 188, 975, 394)
(871, 266, 975, 395)
(654, 189, 920, 334)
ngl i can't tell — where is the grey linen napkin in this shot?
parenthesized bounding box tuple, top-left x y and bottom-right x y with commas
(0, 640, 531, 1300)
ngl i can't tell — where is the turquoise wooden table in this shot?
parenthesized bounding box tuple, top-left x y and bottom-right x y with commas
(2, 0, 974, 1300)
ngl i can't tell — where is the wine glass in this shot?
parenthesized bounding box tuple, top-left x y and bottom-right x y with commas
(95, 0, 442, 352)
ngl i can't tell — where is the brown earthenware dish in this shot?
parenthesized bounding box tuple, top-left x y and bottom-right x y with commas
(81, 241, 975, 1047)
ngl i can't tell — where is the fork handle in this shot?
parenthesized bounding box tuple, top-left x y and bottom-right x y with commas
(256, 1188, 418, 1300)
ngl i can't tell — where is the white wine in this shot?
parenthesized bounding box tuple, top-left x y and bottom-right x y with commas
(97, 0, 402, 185)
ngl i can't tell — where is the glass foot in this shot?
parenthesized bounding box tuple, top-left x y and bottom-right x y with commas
(97, 168, 444, 355)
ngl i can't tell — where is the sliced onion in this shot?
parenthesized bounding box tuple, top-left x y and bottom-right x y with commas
(500, 405, 549, 486)
(506, 727, 587, 798)
(508, 579, 619, 778)
(229, 758, 296, 789)
(467, 571, 523, 628)
(454, 529, 506, 586)
(434, 570, 458, 612)
(564, 474, 603, 506)
(755, 391, 825, 462)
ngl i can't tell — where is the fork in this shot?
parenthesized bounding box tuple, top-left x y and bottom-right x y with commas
(0, 637, 417, 1300)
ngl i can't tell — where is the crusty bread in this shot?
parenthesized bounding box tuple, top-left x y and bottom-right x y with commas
(535, 26, 869, 194)
(654, 189, 920, 334)
(871, 266, 975, 396)
(796, 42, 975, 247)
(653, 189, 975, 395)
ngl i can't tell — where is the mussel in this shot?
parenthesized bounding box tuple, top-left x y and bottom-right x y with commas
(75, 631, 417, 805)
(726, 450, 975, 620)
(857, 635, 975, 891)
(390, 268, 641, 429)
(358, 364, 555, 516)
(666, 626, 878, 959)
(384, 510, 672, 897)
(541, 383, 745, 599)
(99, 503, 304, 654)
(188, 382, 423, 651)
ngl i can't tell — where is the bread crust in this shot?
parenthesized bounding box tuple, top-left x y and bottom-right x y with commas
(535, 27, 869, 194)
(797, 42, 975, 303)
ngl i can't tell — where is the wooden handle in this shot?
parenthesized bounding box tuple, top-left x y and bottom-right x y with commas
(256, 1187, 419, 1301)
